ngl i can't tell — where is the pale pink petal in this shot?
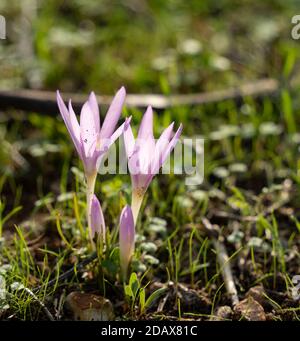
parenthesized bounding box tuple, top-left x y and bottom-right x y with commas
(151, 122, 174, 174)
(56, 91, 82, 158)
(140, 136, 156, 174)
(99, 86, 126, 140)
(137, 106, 153, 141)
(90, 195, 106, 240)
(127, 107, 155, 176)
(95, 118, 132, 172)
(161, 124, 183, 167)
(80, 101, 98, 156)
(108, 117, 132, 149)
(119, 205, 135, 278)
(131, 173, 152, 192)
(88, 91, 100, 134)
(98, 117, 131, 154)
(131, 124, 182, 191)
(156, 122, 174, 152)
(123, 123, 135, 158)
(68, 100, 80, 140)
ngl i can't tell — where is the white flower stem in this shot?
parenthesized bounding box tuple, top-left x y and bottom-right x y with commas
(86, 172, 97, 245)
(131, 188, 144, 226)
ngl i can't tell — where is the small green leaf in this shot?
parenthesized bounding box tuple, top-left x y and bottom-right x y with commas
(145, 288, 167, 309)
(129, 272, 140, 299)
(124, 284, 133, 299)
(139, 288, 146, 313)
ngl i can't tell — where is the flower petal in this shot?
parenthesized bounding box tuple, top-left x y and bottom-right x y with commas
(128, 107, 155, 176)
(161, 123, 183, 167)
(95, 118, 131, 172)
(68, 100, 81, 140)
(137, 106, 153, 141)
(140, 136, 156, 174)
(90, 195, 106, 240)
(100, 86, 126, 140)
(56, 91, 82, 158)
(88, 91, 100, 134)
(124, 122, 135, 158)
(80, 101, 98, 157)
(151, 122, 174, 174)
(119, 205, 135, 278)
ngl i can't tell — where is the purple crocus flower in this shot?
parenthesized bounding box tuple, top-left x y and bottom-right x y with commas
(124, 106, 182, 223)
(56, 87, 127, 240)
(90, 195, 105, 241)
(56, 87, 126, 178)
(119, 205, 135, 279)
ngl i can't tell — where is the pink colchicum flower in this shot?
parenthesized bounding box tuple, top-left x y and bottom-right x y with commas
(124, 106, 182, 224)
(90, 195, 106, 240)
(56, 87, 127, 240)
(56, 87, 126, 178)
(119, 205, 135, 279)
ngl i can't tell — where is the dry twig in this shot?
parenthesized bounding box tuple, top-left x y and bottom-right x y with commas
(0, 78, 278, 115)
(202, 218, 239, 306)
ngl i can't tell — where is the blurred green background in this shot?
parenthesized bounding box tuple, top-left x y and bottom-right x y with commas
(1, 0, 300, 94)
(2, 0, 300, 198)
